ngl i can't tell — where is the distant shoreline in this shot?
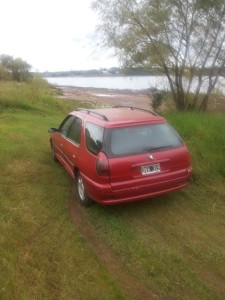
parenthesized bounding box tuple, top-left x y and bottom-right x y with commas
(45, 73, 162, 78)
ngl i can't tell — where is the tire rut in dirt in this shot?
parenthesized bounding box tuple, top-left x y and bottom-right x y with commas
(68, 194, 158, 300)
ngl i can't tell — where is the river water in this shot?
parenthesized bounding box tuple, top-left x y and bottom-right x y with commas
(46, 76, 168, 90)
(46, 75, 225, 93)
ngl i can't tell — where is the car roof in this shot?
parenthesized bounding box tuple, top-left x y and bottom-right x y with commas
(70, 107, 166, 127)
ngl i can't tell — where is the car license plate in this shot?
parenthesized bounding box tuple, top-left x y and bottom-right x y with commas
(141, 163, 161, 175)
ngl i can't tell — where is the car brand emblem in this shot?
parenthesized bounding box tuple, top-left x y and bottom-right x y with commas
(148, 154, 154, 160)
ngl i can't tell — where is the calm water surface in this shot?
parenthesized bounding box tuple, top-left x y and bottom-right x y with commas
(46, 75, 224, 92)
(46, 76, 168, 90)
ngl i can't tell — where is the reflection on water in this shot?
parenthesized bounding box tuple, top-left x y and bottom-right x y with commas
(46, 75, 224, 93)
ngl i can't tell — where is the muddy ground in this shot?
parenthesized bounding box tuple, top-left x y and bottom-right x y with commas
(57, 86, 153, 110)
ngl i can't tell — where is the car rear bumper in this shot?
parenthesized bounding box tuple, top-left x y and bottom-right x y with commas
(82, 167, 192, 205)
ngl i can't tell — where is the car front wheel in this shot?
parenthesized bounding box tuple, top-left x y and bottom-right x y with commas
(75, 172, 93, 206)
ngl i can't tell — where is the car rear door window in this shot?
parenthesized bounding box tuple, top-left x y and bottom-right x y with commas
(85, 122, 104, 155)
(67, 117, 82, 144)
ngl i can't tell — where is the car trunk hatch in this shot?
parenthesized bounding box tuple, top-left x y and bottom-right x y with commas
(109, 147, 190, 185)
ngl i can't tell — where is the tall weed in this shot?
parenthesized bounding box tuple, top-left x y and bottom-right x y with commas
(165, 112, 225, 182)
(0, 78, 61, 112)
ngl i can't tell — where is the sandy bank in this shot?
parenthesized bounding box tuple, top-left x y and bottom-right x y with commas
(57, 86, 152, 110)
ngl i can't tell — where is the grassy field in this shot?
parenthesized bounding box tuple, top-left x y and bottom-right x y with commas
(0, 79, 225, 299)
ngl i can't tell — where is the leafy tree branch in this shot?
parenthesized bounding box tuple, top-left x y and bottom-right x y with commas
(93, 0, 225, 111)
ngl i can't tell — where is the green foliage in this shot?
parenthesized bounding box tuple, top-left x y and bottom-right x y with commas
(165, 112, 225, 181)
(0, 54, 32, 82)
(9, 57, 31, 81)
(0, 64, 11, 80)
(149, 88, 167, 111)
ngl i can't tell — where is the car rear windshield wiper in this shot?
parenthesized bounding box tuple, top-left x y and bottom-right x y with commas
(145, 145, 173, 151)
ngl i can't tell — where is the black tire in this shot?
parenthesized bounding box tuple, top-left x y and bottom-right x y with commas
(75, 172, 93, 206)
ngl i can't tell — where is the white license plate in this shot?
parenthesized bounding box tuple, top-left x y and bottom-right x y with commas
(141, 163, 161, 175)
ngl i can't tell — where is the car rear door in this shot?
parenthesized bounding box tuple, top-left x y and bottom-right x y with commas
(62, 116, 82, 177)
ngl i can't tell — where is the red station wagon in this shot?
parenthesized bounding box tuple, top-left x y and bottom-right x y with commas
(48, 107, 192, 205)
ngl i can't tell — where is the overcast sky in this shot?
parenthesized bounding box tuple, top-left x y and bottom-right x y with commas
(0, 0, 118, 72)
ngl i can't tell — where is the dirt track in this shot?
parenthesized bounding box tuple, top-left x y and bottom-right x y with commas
(69, 193, 158, 300)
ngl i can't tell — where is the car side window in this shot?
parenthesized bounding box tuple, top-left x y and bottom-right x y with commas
(58, 115, 75, 136)
(67, 117, 82, 144)
(85, 122, 104, 155)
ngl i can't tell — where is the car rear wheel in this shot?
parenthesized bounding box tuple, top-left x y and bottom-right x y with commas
(75, 172, 93, 206)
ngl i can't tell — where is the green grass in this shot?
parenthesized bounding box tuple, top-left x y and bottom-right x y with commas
(78, 112, 225, 299)
(0, 80, 225, 299)
(0, 80, 124, 299)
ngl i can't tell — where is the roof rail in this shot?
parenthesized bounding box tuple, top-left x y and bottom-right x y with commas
(112, 105, 159, 116)
(75, 108, 109, 121)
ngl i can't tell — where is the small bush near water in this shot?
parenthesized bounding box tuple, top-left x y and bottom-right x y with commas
(148, 88, 167, 111)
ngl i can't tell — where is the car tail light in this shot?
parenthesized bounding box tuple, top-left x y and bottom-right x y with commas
(96, 152, 110, 177)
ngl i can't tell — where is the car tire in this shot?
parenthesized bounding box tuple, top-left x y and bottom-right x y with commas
(75, 172, 93, 206)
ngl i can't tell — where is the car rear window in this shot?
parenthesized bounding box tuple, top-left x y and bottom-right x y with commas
(105, 123, 183, 157)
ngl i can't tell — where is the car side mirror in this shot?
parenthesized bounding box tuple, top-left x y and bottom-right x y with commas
(48, 128, 58, 133)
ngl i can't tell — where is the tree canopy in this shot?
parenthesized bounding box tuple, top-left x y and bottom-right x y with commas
(92, 0, 225, 111)
(0, 54, 32, 82)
